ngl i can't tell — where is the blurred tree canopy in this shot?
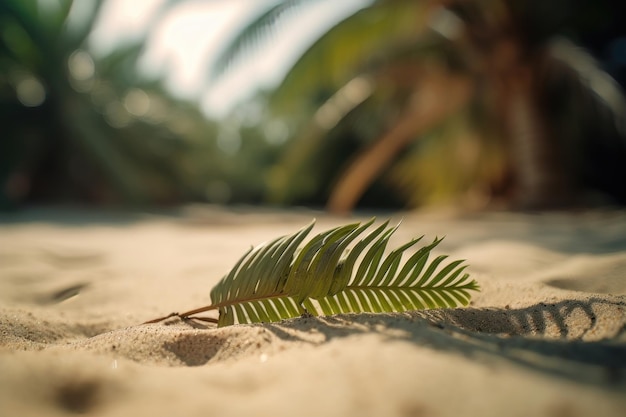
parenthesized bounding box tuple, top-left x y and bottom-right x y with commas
(220, 0, 626, 211)
(0, 0, 279, 209)
(2, 0, 625, 212)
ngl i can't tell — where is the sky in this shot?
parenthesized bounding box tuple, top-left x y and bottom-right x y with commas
(88, 0, 370, 118)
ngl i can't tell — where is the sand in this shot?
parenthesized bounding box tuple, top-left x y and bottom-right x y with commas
(0, 206, 625, 417)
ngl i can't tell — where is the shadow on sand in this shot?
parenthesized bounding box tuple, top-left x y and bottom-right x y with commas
(261, 297, 626, 386)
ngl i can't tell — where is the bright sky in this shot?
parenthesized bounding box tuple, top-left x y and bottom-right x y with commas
(88, 0, 370, 118)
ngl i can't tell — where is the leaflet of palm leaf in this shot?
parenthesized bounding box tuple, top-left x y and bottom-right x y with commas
(159, 219, 478, 327)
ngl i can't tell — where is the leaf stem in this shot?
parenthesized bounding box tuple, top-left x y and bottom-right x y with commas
(141, 291, 294, 324)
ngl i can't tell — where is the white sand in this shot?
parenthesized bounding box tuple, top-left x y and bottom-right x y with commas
(1, 206, 625, 416)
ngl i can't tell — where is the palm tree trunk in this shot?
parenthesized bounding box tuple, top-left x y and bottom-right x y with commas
(501, 68, 573, 208)
(487, 41, 574, 209)
(327, 69, 473, 213)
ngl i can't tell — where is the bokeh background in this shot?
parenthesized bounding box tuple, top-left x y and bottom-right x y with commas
(2, 0, 626, 213)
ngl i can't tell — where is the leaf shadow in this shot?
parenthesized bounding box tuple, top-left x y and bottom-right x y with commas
(265, 297, 626, 386)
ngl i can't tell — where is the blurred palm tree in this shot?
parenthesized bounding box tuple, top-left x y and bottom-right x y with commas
(0, 0, 222, 208)
(3, 0, 624, 212)
(211, 0, 626, 212)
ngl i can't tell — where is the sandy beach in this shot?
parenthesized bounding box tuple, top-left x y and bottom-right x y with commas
(1, 206, 625, 416)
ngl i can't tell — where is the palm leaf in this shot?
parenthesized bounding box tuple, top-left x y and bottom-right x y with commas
(208, 0, 331, 82)
(546, 37, 626, 138)
(267, 1, 425, 118)
(145, 219, 479, 327)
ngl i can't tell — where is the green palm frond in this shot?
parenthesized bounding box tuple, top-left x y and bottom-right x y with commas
(208, 0, 328, 81)
(146, 219, 479, 327)
(267, 1, 425, 117)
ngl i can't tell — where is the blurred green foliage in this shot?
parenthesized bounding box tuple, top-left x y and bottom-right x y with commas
(0, 0, 280, 209)
(249, 0, 626, 210)
(1, 0, 625, 212)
